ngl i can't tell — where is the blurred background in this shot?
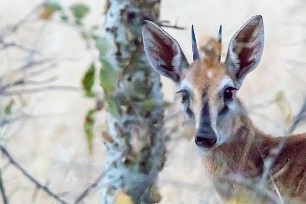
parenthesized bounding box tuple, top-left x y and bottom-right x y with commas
(1, 0, 306, 203)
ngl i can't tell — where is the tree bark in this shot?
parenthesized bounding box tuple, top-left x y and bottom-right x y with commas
(100, 0, 166, 203)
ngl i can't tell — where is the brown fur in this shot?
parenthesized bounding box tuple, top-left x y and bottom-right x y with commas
(205, 110, 306, 203)
(189, 56, 306, 203)
(142, 16, 306, 203)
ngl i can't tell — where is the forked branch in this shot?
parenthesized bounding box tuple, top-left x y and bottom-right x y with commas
(0, 145, 67, 204)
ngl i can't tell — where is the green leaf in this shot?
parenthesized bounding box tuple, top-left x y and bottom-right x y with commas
(143, 99, 155, 112)
(274, 91, 284, 103)
(105, 96, 121, 119)
(39, 1, 63, 19)
(4, 100, 14, 115)
(275, 90, 292, 126)
(132, 78, 149, 100)
(60, 13, 68, 22)
(44, 1, 62, 12)
(82, 63, 95, 97)
(99, 59, 118, 95)
(70, 4, 90, 25)
(84, 109, 96, 154)
(95, 37, 108, 57)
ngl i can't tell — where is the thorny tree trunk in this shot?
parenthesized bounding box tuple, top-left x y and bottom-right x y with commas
(101, 0, 166, 203)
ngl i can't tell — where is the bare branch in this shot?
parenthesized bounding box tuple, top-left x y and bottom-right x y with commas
(31, 186, 39, 204)
(0, 144, 67, 204)
(227, 173, 281, 203)
(74, 171, 105, 203)
(288, 96, 306, 133)
(0, 169, 8, 204)
(0, 85, 81, 96)
(0, 59, 59, 87)
(158, 22, 185, 30)
(0, 40, 40, 54)
(0, 1, 45, 39)
(0, 76, 58, 93)
(74, 153, 123, 203)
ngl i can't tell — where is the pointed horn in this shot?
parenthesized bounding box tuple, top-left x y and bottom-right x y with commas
(191, 25, 200, 61)
(218, 25, 222, 44)
(217, 25, 222, 61)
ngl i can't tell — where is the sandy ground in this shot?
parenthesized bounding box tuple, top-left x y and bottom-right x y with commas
(1, 0, 306, 203)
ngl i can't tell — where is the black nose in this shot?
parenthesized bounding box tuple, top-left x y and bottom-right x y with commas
(195, 135, 217, 148)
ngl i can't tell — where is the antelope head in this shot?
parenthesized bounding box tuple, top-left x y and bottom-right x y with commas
(142, 16, 264, 150)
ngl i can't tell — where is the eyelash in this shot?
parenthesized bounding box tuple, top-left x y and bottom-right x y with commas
(176, 90, 190, 103)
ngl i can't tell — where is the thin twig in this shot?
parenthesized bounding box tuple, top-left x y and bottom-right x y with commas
(74, 153, 123, 203)
(253, 92, 306, 203)
(0, 2, 45, 38)
(2, 56, 78, 76)
(31, 186, 39, 204)
(0, 76, 58, 93)
(0, 60, 55, 85)
(0, 85, 81, 96)
(74, 171, 106, 203)
(1, 58, 59, 85)
(228, 173, 280, 203)
(0, 40, 40, 54)
(17, 58, 59, 71)
(158, 23, 185, 30)
(288, 95, 306, 133)
(0, 144, 67, 204)
(0, 169, 8, 204)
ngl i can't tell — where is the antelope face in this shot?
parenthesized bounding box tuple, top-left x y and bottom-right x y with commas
(142, 16, 264, 149)
(179, 57, 239, 148)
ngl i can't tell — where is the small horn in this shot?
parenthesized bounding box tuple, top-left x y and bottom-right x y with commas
(218, 25, 222, 44)
(217, 25, 222, 61)
(191, 25, 200, 61)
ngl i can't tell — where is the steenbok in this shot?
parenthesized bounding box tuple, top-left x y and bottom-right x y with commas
(142, 15, 306, 203)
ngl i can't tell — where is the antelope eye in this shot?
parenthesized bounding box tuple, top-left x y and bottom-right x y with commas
(224, 87, 236, 100)
(181, 90, 190, 104)
(177, 90, 190, 104)
(176, 89, 194, 120)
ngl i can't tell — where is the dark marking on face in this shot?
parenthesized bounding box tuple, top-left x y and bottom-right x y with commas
(197, 101, 215, 136)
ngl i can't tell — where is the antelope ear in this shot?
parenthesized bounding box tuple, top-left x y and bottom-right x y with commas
(225, 15, 264, 87)
(142, 20, 189, 83)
